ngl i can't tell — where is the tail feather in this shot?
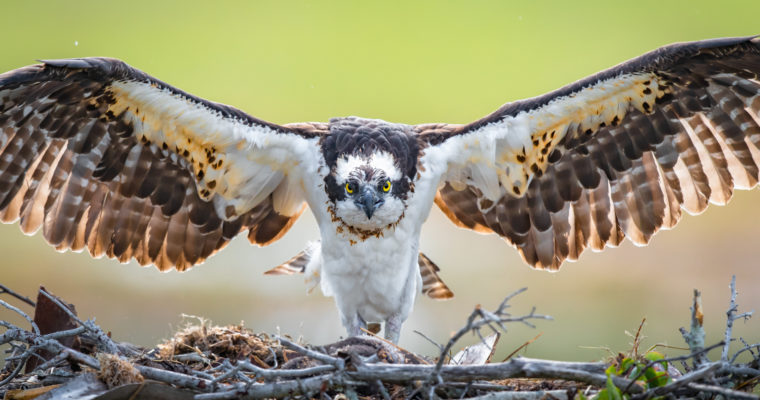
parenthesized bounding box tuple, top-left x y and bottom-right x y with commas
(264, 249, 310, 275)
(266, 246, 454, 300)
(418, 253, 454, 300)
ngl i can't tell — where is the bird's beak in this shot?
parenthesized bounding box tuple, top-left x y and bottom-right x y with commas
(358, 187, 383, 219)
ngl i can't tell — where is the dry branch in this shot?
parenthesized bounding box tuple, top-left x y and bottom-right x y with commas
(1, 281, 758, 399)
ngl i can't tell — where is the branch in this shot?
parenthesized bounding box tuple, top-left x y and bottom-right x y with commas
(432, 288, 551, 375)
(38, 289, 121, 355)
(1, 328, 99, 369)
(2, 280, 758, 399)
(622, 341, 725, 393)
(633, 362, 721, 399)
(348, 357, 623, 387)
(679, 289, 708, 367)
(0, 298, 39, 335)
(0, 283, 35, 307)
(723, 275, 754, 362)
(275, 335, 345, 369)
(686, 382, 759, 400)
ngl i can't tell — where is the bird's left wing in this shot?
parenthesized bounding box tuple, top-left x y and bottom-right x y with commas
(0, 58, 327, 271)
(417, 36, 760, 270)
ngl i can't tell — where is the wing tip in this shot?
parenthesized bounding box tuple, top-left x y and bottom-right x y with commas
(37, 57, 127, 70)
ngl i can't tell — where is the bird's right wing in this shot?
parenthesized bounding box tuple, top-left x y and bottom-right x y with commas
(417, 36, 760, 270)
(0, 57, 328, 271)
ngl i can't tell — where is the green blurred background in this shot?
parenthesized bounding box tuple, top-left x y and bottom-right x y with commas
(1, 1, 759, 362)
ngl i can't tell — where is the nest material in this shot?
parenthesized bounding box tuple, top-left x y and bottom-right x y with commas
(156, 318, 294, 368)
(2, 284, 758, 399)
(96, 353, 144, 388)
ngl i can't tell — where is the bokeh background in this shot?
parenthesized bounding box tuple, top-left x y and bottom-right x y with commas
(1, 1, 759, 363)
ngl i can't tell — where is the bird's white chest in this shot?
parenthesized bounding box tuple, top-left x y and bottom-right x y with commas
(318, 216, 421, 322)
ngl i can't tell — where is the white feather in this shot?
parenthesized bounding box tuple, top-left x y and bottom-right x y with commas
(335, 151, 402, 181)
(110, 80, 318, 219)
(424, 72, 658, 199)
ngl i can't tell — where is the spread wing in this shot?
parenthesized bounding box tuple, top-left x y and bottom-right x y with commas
(0, 57, 327, 271)
(418, 36, 760, 270)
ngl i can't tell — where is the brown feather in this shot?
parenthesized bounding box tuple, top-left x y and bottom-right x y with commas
(428, 36, 760, 271)
(0, 58, 311, 272)
(418, 253, 454, 300)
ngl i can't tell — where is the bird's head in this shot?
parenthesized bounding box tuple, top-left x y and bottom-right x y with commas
(332, 152, 405, 230)
(322, 117, 418, 234)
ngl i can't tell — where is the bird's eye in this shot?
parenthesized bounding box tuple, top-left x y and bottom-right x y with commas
(382, 180, 391, 192)
(345, 182, 355, 194)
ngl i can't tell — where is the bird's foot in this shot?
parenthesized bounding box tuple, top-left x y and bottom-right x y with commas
(384, 315, 402, 344)
(346, 313, 368, 337)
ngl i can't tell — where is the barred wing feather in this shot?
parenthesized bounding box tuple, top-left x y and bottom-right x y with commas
(0, 58, 325, 271)
(420, 36, 760, 270)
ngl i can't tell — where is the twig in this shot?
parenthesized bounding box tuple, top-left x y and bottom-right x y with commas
(136, 364, 218, 392)
(686, 382, 759, 400)
(275, 335, 345, 369)
(194, 374, 332, 399)
(0, 298, 39, 334)
(633, 362, 721, 399)
(1, 280, 757, 399)
(732, 343, 760, 364)
(463, 390, 573, 399)
(679, 289, 708, 367)
(622, 341, 725, 393)
(502, 332, 543, 362)
(0, 348, 33, 386)
(433, 288, 551, 375)
(349, 357, 617, 386)
(31, 350, 74, 372)
(375, 379, 391, 400)
(239, 360, 335, 379)
(723, 275, 754, 362)
(626, 317, 647, 359)
(43, 325, 87, 340)
(445, 381, 514, 392)
(414, 329, 445, 353)
(0, 283, 35, 307)
(172, 352, 210, 364)
(0, 328, 100, 369)
(360, 327, 422, 363)
(38, 289, 120, 355)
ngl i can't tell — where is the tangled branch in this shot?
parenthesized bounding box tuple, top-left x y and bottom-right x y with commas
(1, 281, 758, 399)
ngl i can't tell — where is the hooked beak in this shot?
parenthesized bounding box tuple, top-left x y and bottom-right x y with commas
(357, 187, 384, 219)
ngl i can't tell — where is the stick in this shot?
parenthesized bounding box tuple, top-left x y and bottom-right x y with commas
(686, 382, 759, 400)
(0, 284, 35, 307)
(723, 275, 754, 362)
(275, 335, 345, 369)
(0, 298, 39, 334)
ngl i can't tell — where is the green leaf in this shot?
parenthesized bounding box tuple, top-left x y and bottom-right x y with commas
(645, 351, 665, 362)
(605, 373, 623, 400)
(617, 358, 635, 375)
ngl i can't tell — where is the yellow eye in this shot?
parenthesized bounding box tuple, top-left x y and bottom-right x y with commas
(382, 180, 391, 192)
(345, 182, 354, 194)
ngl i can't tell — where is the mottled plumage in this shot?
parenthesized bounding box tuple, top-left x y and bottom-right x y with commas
(424, 36, 760, 270)
(1, 36, 758, 342)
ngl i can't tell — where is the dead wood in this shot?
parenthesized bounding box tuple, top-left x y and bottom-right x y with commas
(0, 281, 758, 399)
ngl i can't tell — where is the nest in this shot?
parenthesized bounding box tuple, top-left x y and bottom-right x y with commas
(1, 283, 758, 399)
(157, 318, 284, 367)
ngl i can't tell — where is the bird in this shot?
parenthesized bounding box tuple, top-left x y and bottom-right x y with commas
(0, 36, 758, 343)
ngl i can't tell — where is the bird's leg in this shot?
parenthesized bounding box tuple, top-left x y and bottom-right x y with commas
(384, 314, 403, 343)
(345, 313, 368, 337)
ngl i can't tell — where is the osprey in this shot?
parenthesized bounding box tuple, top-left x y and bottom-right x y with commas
(1, 36, 759, 343)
